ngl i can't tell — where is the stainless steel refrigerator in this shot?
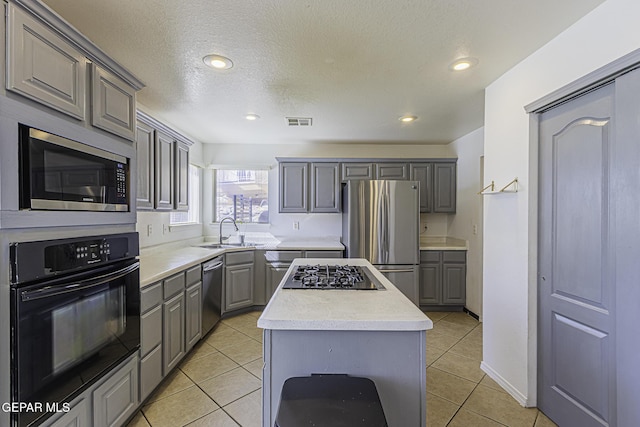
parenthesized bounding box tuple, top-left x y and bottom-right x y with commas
(342, 180, 420, 304)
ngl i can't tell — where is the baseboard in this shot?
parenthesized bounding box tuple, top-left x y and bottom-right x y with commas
(463, 307, 479, 320)
(480, 361, 531, 407)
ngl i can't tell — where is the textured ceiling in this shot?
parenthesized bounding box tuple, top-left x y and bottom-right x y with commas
(42, 0, 604, 145)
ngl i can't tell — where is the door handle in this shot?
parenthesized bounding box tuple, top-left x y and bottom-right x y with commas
(377, 269, 414, 274)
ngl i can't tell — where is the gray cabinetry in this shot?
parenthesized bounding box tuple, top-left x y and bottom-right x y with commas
(185, 265, 202, 351)
(92, 355, 139, 427)
(224, 251, 255, 313)
(163, 292, 185, 374)
(310, 162, 340, 213)
(410, 164, 432, 212)
(139, 283, 163, 401)
(378, 266, 419, 306)
(154, 130, 175, 211)
(6, 3, 86, 120)
(433, 163, 457, 213)
(266, 263, 288, 300)
(410, 162, 456, 213)
(136, 120, 155, 210)
(342, 163, 373, 181)
(175, 141, 190, 211)
(253, 250, 267, 305)
(419, 250, 466, 308)
(41, 398, 88, 427)
(91, 64, 136, 140)
(375, 163, 408, 180)
(279, 162, 308, 213)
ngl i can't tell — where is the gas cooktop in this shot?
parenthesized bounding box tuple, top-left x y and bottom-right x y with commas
(282, 265, 385, 290)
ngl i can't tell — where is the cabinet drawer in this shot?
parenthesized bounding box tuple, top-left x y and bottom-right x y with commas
(420, 251, 441, 263)
(265, 251, 304, 263)
(225, 251, 255, 266)
(141, 305, 162, 356)
(443, 251, 466, 263)
(163, 272, 185, 299)
(140, 282, 162, 313)
(305, 250, 343, 259)
(185, 265, 202, 286)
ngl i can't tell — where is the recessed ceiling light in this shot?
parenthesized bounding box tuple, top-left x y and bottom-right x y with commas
(449, 57, 478, 71)
(245, 114, 260, 121)
(399, 115, 417, 123)
(203, 54, 233, 70)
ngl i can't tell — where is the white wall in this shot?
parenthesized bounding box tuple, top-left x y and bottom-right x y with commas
(482, 0, 640, 406)
(447, 127, 484, 318)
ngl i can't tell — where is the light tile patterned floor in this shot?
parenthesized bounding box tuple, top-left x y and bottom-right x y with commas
(127, 310, 558, 427)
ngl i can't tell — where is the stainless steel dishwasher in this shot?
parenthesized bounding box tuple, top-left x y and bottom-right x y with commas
(202, 256, 224, 335)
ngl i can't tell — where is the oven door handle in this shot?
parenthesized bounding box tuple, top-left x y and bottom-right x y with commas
(21, 262, 140, 302)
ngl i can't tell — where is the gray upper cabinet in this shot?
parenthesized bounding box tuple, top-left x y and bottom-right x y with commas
(175, 142, 189, 211)
(136, 121, 155, 210)
(342, 163, 374, 181)
(91, 64, 136, 140)
(154, 130, 175, 211)
(310, 162, 340, 213)
(410, 163, 433, 212)
(279, 162, 308, 213)
(433, 163, 457, 213)
(6, 3, 86, 120)
(375, 163, 408, 180)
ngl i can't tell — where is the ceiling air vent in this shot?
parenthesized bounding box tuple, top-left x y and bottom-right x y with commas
(286, 117, 312, 127)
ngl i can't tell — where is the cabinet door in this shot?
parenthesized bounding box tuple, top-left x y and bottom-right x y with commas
(442, 263, 466, 305)
(155, 130, 175, 210)
(419, 262, 441, 305)
(410, 164, 433, 213)
(265, 264, 288, 299)
(140, 344, 162, 402)
(253, 250, 267, 305)
(6, 4, 86, 120)
(136, 121, 155, 210)
(174, 142, 189, 211)
(341, 163, 373, 181)
(41, 398, 88, 427)
(91, 64, 136, 140)
(185, 282, 202, 351)
(225, 264, 254, 312)
(141, 304, 162, 357)
(163, 293, 185, 374)
(375, 163, 409, 180)
(279, 162, 308, 212)
(93, 355, 139, 427)
(310, 162, 340, 213)
(433, 163, 456, 213)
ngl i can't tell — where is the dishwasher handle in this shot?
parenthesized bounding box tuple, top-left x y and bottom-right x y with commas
(203, 258, 224, 272)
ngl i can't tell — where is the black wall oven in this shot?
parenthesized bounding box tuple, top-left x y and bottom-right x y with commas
(19, 124, 129, 212)
(9, 232, 140, 427)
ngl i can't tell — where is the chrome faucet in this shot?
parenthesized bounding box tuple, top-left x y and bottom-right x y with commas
(219, 217, 239, 244)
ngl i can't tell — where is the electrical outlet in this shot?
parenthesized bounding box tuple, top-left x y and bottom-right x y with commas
(421, 223, 428, 232)
(473, 224, 478, 235)
(293, 221, 300, 230)
(163, 224, 169, 234)
(147, 224, 153, 236)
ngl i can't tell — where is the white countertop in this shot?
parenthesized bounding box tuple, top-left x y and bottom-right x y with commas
(257, 258, 433, 332)
(139, 237, 344, 287)
(419, 236, 468, 250)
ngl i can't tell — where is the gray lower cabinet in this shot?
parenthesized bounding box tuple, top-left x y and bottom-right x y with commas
(224, 251, 255, 313)
(253, 250, 267, 305)
(419, 250, 466, 307)
(163, 292, 185, 374)
(6, 3, 86, 120)
(378, 265, 419, 306)
(185, 281, 203, 351)
(92, 355, 139, 427)
(139, 282, 163, 401)
(265, 263, 288, 299)
(41, 398, 88, 427)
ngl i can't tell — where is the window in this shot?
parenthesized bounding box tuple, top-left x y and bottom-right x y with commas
(169, 165, 201, 224)
(215, 169, 268, 223)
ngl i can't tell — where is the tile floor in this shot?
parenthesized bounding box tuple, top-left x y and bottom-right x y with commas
(127, 310, 558, 427)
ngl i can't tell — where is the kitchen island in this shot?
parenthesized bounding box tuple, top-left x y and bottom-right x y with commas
(258, 258, 433, 426)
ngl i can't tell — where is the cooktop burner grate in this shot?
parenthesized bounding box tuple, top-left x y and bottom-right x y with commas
(283, 265, 384, 290)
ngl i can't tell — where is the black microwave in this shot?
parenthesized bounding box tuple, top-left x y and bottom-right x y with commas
(19, 125, 129, 212)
